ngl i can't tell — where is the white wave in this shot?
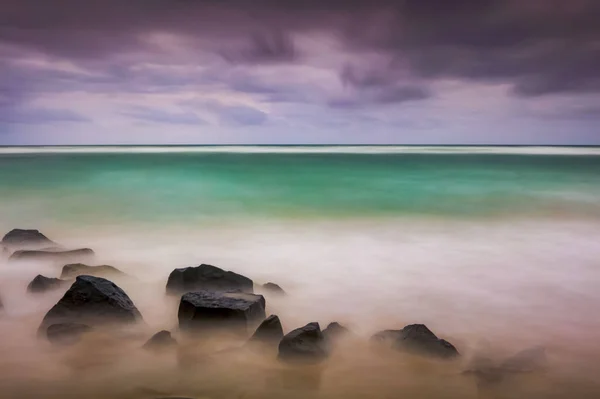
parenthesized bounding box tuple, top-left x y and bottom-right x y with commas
(1, 145, 600, 155)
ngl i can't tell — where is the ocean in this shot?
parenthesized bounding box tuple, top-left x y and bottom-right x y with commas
(1, 146, 600, 398)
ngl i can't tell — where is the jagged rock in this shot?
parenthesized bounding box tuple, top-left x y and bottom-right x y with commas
(262, 282, 285, 295)
(371, 324, 459, 359)
(166, 264, 253, 295)
(1, 229, 55, 249)
(278, 322, 328, 363)
(323, 322, 350, 343)
(46, 323, 92, 345)
(38, 275, 142, 334)
(27, 275, 67, 293)
(10, 248, 94, 262)
(143, 330, 177, 351)
(61, 263, 124, 279)
(249, 315, 284, 344)
(178, 290, 265, 332)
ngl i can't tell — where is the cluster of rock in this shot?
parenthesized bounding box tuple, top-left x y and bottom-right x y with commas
(2, 228, 94, 263)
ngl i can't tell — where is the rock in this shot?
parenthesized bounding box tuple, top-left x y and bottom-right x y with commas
(322, 322, 350, 343)
(371, 324, 459, 359)
(249, 315, 284, 344)
(10, 248, 94, 262)
(27, 275, 67, 293)
(46, 322, 92, 345)
(278, 322, 328, 363)
(1, 229, 55, 249)
(166, 264, 254, 295)
(262, 282, 285, 295)
(143, 330, 177, 351)
(61, 263, 124, 279)
(38, 275, 142, 334)
(178, 290, 265, 332)
(500, 346, 547, 372)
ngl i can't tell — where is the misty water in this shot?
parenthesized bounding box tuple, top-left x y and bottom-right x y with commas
(1, 146, 600, 398)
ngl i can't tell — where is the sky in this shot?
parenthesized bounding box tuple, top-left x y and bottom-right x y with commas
(1, 0, 599, 145)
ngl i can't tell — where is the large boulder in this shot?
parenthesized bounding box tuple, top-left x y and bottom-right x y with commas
(178, 290, 265, 332)
(166, 264, 254, 295)
(61, 263, 124, 279)
(371, 324, 459, 359)
(38, 275, 142, 334)
(1, 229, 55, 249)
(143, 330, 177, 351)
(249, 314, 284, 344)
(10, 248, 94, 263)
(27, 275, 67, 293)
(278, 322, 328, 363)
(46, 323, 92, 345)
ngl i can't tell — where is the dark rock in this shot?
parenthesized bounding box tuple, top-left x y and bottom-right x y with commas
(178, 290, 265, 332)
(262, 282, 285, 295)
(500, 346, 547, 372)
(10, 248, 94, 262)
(46, 322, 92, 345)
(143, 330, 177, 351)
(371, 324, 459, 359)
(249, 315, 284, 344)
(61, 263, 124, 279)
(278, 322, 328, 363)
(38, 275, 142, 334)
(166, 264, 254, 295)
(1, 229, 55, 249)
(27, 275, 67, 293)
(323, 322, 350, 343)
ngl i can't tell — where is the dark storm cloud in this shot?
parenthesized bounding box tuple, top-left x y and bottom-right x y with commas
(1, 0, 599, 103)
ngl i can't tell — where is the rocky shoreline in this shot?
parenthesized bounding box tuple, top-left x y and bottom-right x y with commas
(0, 228, 549, 397)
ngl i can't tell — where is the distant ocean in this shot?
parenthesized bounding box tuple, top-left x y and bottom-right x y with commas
(1, 146, 600, 396)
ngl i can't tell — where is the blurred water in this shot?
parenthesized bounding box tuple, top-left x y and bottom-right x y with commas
(0, 146, 599, 398)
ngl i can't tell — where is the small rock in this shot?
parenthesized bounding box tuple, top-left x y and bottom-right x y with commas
(249, 315, 284, 344)
(323, 322, 350, 343)
(143, 330, 177, 351)
(47, 323, 92, 345)
(166, 264, 254, 295)
(278, 322, 328, 363)
(10, 248, 94, 262)
(27, 275, 67, 293)
(371, 324, 459, 359)
(500, 346, 547, 372)
(39, 275, 142, 334)
(178, 290, 265, 332)
(1, 229, 55, 249)
(61, 263, 124, 279)
(262, 282, 285, 295)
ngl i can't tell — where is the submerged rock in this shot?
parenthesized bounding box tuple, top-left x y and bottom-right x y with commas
(1, 229, 55, 249)
(500, 346, 547, 372)
(371, 324, 459, 359)
(61, 263, 124, 279)
(27, 275, 67, 293)
(166, 264, 254, 295)
(249, 314, 284, 344)
(143, 330, 177, 351)
(178, 290, 265, 332)
(323, 322, 350, 343)
(278, 322, 328, 363)
(10, 248, 94, 262)
(262, 282, 285, 295)
(46, 322, 92, 345)
(39, 275, 142, 334)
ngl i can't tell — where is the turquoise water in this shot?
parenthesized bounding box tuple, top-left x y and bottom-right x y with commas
(1, 147, 599, 226)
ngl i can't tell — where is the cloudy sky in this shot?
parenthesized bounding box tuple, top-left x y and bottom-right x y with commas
(1, 0, 599, 145)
